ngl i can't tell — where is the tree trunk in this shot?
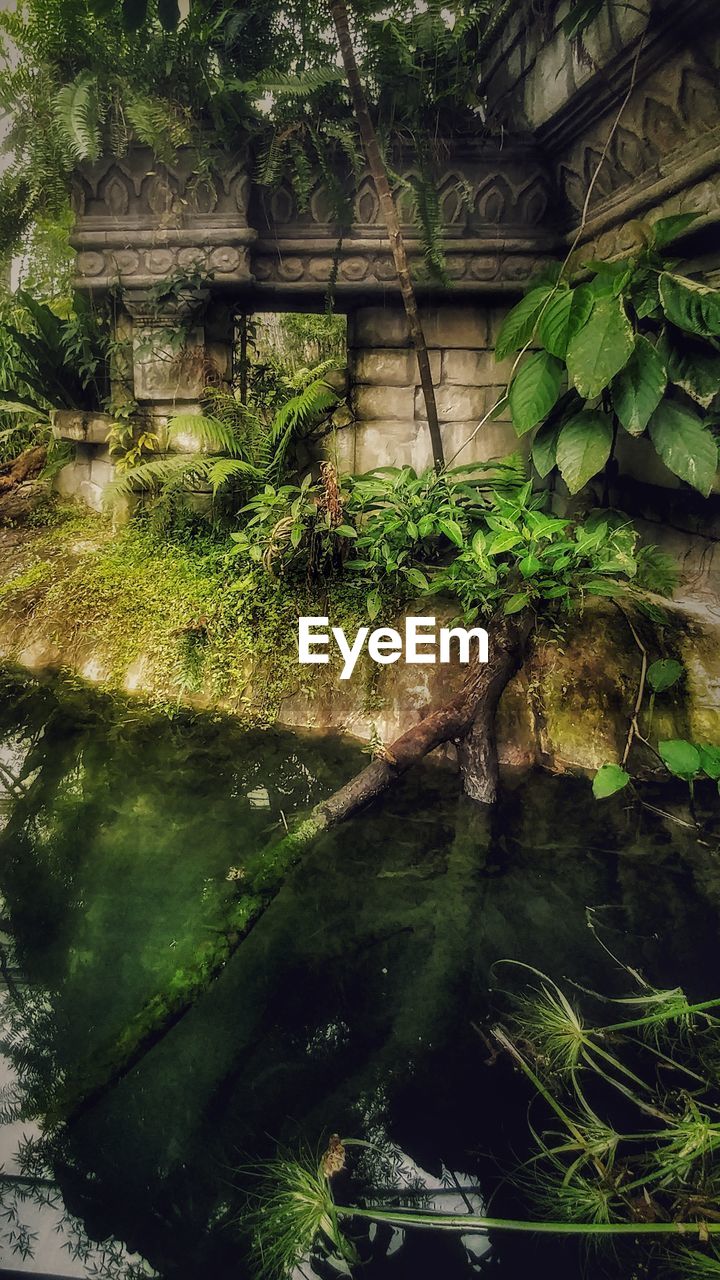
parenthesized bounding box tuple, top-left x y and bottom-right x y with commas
(56, 612, 531, 1126)
(329, 0, 444, 471)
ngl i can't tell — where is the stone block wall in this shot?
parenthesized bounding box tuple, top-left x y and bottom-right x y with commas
(335, 302, 522, 474)
(55, 443, 116, 512)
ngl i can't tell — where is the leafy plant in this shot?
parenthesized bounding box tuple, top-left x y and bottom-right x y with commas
(498, 215, 720, 498)
(229, 467, 356, 580)
(111, 361, 344, 518)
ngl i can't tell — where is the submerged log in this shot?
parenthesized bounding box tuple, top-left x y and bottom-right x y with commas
(55, 611, 532, 1126)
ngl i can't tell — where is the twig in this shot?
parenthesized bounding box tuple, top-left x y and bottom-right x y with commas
(615, 604, 649, 767)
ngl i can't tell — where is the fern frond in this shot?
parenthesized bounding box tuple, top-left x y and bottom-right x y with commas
(108, 453, 212, 496)
(268, 376, 339, 479)
(206, 457, 261, 494)
(635, 545, 679, 598)
(54, 72, 102, 163)
(125, 94, 192, 163)
(166, 413, 247, 458)
(244, 68, 344, 97)
(289, 359, 343, 392)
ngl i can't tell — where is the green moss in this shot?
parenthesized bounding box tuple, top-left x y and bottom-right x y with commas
(0, 503, 404, 723)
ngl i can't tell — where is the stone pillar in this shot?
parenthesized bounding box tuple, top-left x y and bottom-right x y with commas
(339, 302, 521, 475)
(123, 288, 233, 443)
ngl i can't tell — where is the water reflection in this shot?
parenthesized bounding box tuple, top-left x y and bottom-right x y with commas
(0, 667, 718, 1278)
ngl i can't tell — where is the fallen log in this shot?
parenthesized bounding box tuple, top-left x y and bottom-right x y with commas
(51, 610, 532, 1126)
(0, 445, 47, 493)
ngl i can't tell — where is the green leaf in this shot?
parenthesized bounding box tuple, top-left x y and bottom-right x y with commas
(658, 739, 701, 780)
(698, 744, 720, 780)
(584, 579, 622, 597)
(495, 286, 555, 361)
(508, 352, 563, 436)
(471, 529, 487, 557)
(504, 591, 530, 615)
(664, 332, 720, 409)
(0, 397, 45, 416)
(488, 530, 523, 555)
(556, 412, 613, 494)
(438, 518, 464, 548)
(651, 213, 700, 248)
(519, 554, 543, 578)
(563, 0, 603, 38)
(404, 567, 430, 590)
(646, 658, 683, 692)
(648, 402, 718, 496)
(611, 336, 667, 436)
(335, 525, 358, 538)
(566, 296, 635, 399)
(537, 286, 593, 359)
(531, 419, 561, 479)
(366, 589, 381, 621)
(592, 763, 630, 799)
(659, 273, 720, 338)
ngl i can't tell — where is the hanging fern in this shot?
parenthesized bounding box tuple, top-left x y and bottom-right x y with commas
(124, 94, 194, 163)
(54, 72, 103, 163)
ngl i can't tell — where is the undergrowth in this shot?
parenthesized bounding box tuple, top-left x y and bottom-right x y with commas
(0, 502, 403, 721)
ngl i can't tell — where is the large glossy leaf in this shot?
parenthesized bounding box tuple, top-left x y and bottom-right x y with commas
(698, 744, 720, 780)
(495, 286, 555, 362)
(537, 285, 594, 359)
(659, 273, 720, 338)
(508, 351, 563, 436)
(651, 213, 700, 248)
(556, 411, 613, 494)
(658, 739, 701, 780)
(647, 658, 683, 693)
(664, 332, 720, 409)
(566, 296, 635, 399)
(648, 401, 718, 497)
(611, 336, 667, 436)
(531, 418, 561, 478)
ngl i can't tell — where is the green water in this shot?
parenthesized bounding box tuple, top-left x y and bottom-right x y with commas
(0, 666, 719, 1279)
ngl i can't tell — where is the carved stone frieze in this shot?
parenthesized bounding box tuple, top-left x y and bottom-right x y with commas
(69, 14, 720, 301)
(556, 50, 720, 229)
(70, 139, 559, 294)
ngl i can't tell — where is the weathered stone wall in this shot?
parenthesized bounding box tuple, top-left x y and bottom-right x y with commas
(335, 302, 519, 474)
(58, 0, 720, 507)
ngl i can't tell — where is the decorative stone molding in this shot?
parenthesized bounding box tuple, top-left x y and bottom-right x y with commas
(71, 140, 559, 297)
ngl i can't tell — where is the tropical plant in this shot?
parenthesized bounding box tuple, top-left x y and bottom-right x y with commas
(230, 465, 355, 580)
(497, 214, 720, 499)
(245, 948, 720, 1278)
(0, 288, 112, 417)
(110, 365, 344, 515)
(344, 459, 526, 617)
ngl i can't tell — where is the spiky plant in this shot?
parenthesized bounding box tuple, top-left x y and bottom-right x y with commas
(245, 1147, 356, 1280)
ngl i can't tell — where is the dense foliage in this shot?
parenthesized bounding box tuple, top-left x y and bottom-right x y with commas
(499, 214, 720, 497)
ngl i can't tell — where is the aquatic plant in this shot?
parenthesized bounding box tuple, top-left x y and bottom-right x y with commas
(242, 950, 720, 1278)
